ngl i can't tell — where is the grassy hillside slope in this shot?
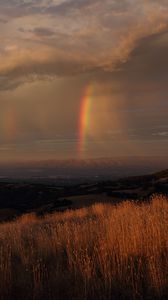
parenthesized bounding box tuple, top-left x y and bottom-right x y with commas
(0, 195, 167, 300)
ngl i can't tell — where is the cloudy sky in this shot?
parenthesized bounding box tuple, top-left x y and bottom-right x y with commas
(0, 0, 168, 161)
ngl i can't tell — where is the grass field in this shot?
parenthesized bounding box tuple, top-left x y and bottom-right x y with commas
(0, 195, 167, 300)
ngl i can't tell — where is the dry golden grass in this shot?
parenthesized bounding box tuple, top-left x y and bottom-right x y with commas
(0, 195, 167, 300)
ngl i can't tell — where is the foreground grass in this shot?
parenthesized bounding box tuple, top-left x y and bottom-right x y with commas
(0, 195, 167, 300)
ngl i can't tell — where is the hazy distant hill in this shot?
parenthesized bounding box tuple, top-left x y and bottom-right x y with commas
(0, 157, 167, 183)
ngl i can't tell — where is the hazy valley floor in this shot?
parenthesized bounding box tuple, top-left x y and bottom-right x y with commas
(0, 195, 167, 300)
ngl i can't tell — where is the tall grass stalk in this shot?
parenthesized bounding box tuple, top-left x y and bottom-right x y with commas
(0, 195, 167, 300)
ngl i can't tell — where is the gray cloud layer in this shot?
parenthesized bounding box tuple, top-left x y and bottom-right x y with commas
(0, 0, 168, 90)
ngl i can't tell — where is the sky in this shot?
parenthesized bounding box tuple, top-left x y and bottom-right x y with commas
(0, 0, 168, 161)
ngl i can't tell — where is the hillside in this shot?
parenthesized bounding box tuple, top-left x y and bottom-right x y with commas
(0, 195, 167, 300)
(0, 169, 167, 222)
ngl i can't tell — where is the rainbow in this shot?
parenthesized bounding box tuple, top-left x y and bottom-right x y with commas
(78, 84, 94, 156)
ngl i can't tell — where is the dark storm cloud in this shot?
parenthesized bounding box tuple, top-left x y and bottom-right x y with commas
(120, 31, 168, 82)
(94, 30, 168, 89)
(0, 59, 93, 91)
(31, 27, 55, 37)
(0, 76, 24, 91)
(1, 28, 168, 92)
(18, 26, 56, 37)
